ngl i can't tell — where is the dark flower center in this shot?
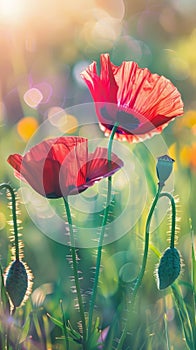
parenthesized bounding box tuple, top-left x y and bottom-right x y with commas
(100, 106, 140, 132)
(46, 192, 59, 199)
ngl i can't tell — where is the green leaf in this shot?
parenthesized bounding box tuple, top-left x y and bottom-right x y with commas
(18, 317, 31, 344)
(0, 265, 10, 315)
(67, 320, 82, 341)
(47, 314, 82, 342)
(43, 314, 52, 349)
(190, 222, 196, 299)
(32, 311, 42, 339)
(171, 283, 195, 350)
(190, 222, 196, 345)
(47, 313, 63, 328)
(86, 327, 100, 350)
(149, 243, 161, 258)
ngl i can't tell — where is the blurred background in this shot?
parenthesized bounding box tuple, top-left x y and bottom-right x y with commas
(0, 0, 196, 349)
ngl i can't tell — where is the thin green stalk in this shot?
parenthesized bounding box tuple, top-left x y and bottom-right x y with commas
(116, 183, 163, 350)
(132, 183, 163, 303)
(159, 192, 176, 248)
(87, 122, 119, 339)
(117, 189, 177, 349)
(163, 297, 171, 350)
(190, 220, 196, 344)
(0, 183, 19, 260)
(0, 183, 19, 349)
(63, 197, 87, 349)
(171, 283, 195, 350)
(60, 299, 69, 350)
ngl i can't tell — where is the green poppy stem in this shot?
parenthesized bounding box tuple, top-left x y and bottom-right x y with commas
(63, 196, 87, 349)
(116, 183, 163, 350)
(159, 192, 176, 249)
(0, 183, 19, 260)
(87, 122, 119, 339)
(131, 183, 163, 303)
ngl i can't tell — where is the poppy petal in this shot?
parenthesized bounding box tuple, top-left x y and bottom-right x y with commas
(59, 139, 88, 196)
(86, 147, 123, 184)
(99, 54, 118, 104)
(48, 136, 87, 163)
(80, 61, 100, 98)
(42, 159, 62, 198)
(7, 137, 123, 197)
(19, 157, 51, 197)
(81, 53, 184, 142)
(7, 154, 27, 182)
(7, 154, 22, 174)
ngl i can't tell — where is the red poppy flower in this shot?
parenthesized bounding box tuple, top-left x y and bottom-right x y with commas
(81, 53, 184, 142)
(7, 136, 123, 198)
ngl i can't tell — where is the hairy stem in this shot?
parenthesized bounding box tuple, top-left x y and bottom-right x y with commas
(87, 122, 119, 339)
(117, 183, 163, 349)
(63, 197, 87, 349)
(159, 192, 176, 248)
(0, 183, 19, 260)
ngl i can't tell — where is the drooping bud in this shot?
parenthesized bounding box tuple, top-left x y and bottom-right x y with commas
(156, 247, 181, 290)
(5, 259, 31, 307)
(156, 155, 174, 186)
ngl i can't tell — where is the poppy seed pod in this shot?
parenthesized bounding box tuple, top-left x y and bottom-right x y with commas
(5, 259, 28, 307)
(156, 155, 175, 186)
(156, 247, 181, 290)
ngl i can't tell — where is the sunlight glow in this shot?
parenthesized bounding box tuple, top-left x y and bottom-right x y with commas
(0, 0, 27, 23)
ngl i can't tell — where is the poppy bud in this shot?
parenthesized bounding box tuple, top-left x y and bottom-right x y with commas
(5, 259, 28, 307)
(156, 247, 181, 290)
(156, 155, 174, 186)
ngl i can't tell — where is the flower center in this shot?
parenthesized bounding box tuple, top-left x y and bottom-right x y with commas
(100, 106, 140, 132)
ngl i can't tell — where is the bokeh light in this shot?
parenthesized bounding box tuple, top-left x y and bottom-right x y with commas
(23, 88, 43, 108)
(48, 107, 78, 133)
(173, 29, 196, 84)
(171, 0, 196, 15)
(165, 50, 190, 81)
(31, 82, 53, 104)
(17, 116, 39, 141)
(111, 35, 152, 66)
(73, 60, 91, 86)
(96, 0, 125, 20)
(180, 143, 196, 170)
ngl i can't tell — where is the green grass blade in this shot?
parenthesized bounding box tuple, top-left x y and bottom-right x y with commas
(43, 314, 52, 349)
(47, 313, 82, 343)
(163, 297, 171, 350)
(18, 317, 31, 344)
(171, 283, 195, 350)
(0, 265, 10, 315)
(190, 221, 196, 344)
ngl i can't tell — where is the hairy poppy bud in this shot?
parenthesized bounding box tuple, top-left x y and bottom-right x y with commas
(5, 259, 28, 307)
(156, 247, 181, 290)
(156, 155, 174, 186)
